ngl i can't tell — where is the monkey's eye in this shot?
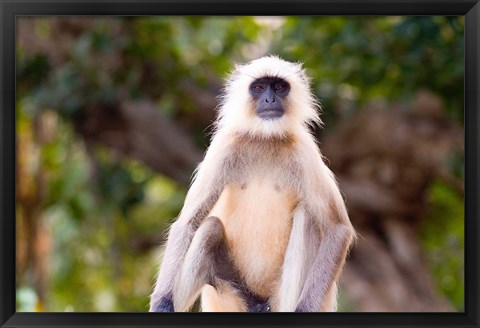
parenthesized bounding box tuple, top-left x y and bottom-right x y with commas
(251, 84, 264, 93)
(274, 83, 288, 92)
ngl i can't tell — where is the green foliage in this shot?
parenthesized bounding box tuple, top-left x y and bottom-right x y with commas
(96, 161, 146, 217)
(16, 101, 185, 311)
(16, 53, 50, 91)
(420, 180, 464, 311)
(43, 144, 185, 311)
(275, 16, 464, 125)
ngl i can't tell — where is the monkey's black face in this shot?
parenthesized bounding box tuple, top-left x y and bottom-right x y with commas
(249, 77, 290, 120)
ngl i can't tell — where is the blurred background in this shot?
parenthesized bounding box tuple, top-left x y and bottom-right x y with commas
(16, 16, 464, 312)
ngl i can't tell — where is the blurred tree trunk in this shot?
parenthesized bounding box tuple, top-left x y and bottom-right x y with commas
(16, 112, 54, 310)
(321, 91, 463, 311)
(73, 100, 203, 187)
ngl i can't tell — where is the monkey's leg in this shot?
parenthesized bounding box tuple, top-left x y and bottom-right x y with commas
(198, 217, 271, 312)
(171, 216, 226, 311)
(175, 216, 270, 312)
(173, 216, 263, 312)
(151, 216, 229, 312)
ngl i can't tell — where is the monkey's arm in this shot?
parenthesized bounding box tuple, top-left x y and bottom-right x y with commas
(295, 166, 355, 312)
(295, 215, 354, 312)
(275, 153, 354, 312)
(149, 141, 228, 312)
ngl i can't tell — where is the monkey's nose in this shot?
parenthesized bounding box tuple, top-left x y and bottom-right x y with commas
(265, 97, 275, 103)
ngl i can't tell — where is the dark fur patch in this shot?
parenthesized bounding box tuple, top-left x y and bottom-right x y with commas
(200, 216, 271, 312)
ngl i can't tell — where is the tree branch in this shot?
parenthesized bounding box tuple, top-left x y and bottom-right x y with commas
(74, 100, 204, 187)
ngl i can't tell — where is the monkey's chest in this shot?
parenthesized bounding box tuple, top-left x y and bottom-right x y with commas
(208, 180, 298, 298)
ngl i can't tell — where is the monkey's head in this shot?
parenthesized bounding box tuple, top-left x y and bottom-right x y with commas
(217, 56, 321, 138)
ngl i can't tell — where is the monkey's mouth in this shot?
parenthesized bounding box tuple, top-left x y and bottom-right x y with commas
(257, 108, 284, 120)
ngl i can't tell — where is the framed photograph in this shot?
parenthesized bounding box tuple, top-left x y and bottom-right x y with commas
(1, 1, 478, 328)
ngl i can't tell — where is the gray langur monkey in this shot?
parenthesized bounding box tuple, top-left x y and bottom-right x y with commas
(149, 56, 355, 312)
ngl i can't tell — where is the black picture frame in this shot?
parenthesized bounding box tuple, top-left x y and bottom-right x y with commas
(1, 1, 479, 327)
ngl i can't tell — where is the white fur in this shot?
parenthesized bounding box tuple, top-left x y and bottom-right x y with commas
(216, 56, 321, 139)
(276, 207, 309, 311)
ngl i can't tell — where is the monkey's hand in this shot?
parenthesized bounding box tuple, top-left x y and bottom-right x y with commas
(151, 297, 175, 312)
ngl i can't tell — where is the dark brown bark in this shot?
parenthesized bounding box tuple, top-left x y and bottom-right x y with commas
(322, 91, 463, 311)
